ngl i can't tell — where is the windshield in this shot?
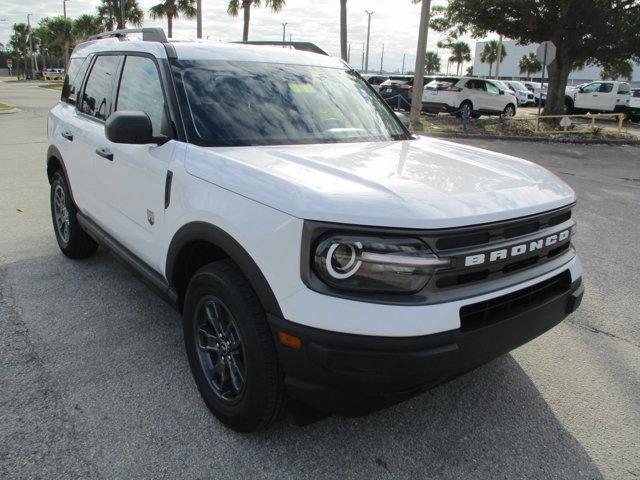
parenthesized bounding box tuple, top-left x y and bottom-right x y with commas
(509, 81, 527, 91)
(172, 60, 408, 147)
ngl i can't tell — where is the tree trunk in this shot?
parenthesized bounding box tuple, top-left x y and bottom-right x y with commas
(243, 0, 251, 42)
(488, 63, 493, 78)
(168, 15, 173, 38)
(543, 48, 572, 115)
(197, 0, 202, 38)
(64, 42, 69, 70)
(340, 0, 348, 61)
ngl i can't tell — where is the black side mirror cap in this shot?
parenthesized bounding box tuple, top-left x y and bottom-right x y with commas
(499, 90, 505, 95)
(105, 111, 168, 145)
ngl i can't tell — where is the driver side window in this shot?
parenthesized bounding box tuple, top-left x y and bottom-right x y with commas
(485, 82, 500, 95)
(582, 83, 600, 93)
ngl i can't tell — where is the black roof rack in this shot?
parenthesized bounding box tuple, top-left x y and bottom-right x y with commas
(87, 28, 168, 43)
(233, 41, 328, 56)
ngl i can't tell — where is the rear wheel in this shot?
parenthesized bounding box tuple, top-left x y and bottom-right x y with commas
(50, 170, 98, 259)
(183, 260, 284, 432)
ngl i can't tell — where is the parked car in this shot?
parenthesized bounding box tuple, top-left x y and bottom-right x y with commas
(566, 81, 632, 117)
(522, 81, 547, 106)
(48, 28, 582, 432)
(503, 80, 536, 106)
(378, 75, 417, 110)
(43, 68, 65, 81)
(361, 74, 390, 93)
(488, 80, 520, 106)
(423, 77, 517, 117)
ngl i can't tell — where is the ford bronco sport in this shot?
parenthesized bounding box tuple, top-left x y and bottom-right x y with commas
(47, 28, 584, 432)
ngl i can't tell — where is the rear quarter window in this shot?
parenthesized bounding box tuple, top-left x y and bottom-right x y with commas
(61, 57, 90, 105)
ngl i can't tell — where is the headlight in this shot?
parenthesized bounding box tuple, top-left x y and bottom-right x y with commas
(313, 235, 450, 294)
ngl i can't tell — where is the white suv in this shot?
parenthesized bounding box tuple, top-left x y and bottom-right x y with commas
(423, 77, 517, 117)
(47, 29, 583, 432)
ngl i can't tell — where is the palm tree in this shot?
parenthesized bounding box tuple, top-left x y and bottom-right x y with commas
(480, 40, 507, 78)
(40, 17, 74, 69)
(227, 0, 286, 43)
(98, 0, 144, 30)
(518, 52, 541, 81)
(447, 41, 471, 76)
(424, 50, 440, 75)
(339, 0, 347, 61)
(150, 0, 197, 38)
(73, 14, 104, 41)
(9, 23, 30, 78)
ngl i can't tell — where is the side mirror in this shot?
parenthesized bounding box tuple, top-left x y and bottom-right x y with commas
(578, 87, 585, 93)
(499, 90, 505, 95)
(105, 111, 168, 145)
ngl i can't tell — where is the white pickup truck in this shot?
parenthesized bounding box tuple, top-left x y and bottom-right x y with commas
(566, 81, 633, 117)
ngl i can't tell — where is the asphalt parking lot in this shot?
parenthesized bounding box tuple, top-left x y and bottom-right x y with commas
(1, 80, 639, 479)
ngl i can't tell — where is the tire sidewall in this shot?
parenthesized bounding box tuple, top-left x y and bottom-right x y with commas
(183, 268, 275, 431)
(50, 171, 71, 250)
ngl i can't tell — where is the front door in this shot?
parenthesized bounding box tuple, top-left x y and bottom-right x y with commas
(574, 82, 601, 110)
(93, 54, 175, 272)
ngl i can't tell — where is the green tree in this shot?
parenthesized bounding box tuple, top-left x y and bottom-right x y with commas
(445, 40, 471, 76)
(73, 14, 105, 41)
(340, 0, 348, 61)
(465, 65, 473, 76)
(9, 23, 30, 79)
(518, 52, 542, 81)
(227, 0, 286, 43)
(480, 39, 506, 78)
(150, 0, 197, 38)
(39, 17, 74, 69)
(430, 0, 640, 114)
(98, 0, 144, 30)
(600, 59, 633, 81)
(424, 50, 441, 74)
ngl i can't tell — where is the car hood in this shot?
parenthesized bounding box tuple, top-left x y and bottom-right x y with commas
(185, 137, 575, 229)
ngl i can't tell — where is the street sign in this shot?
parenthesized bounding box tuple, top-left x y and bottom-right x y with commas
(6, 58, 12, 67)
(536, 41, 556, 66)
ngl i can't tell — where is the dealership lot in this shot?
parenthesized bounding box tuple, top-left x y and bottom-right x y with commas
(1, 81, 639, 479)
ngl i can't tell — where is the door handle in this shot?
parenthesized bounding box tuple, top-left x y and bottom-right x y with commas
(95, 147, 114, 161)
(61, 131, 73, 141)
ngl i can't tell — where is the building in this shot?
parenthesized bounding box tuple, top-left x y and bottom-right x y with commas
(473, 40, 640, 87)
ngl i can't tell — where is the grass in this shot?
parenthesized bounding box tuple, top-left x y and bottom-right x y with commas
(415, 113, 638, 141)
(0, 102, 15, 112)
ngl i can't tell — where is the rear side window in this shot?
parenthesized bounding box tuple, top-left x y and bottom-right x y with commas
(61, 57, 90, 105)
(617, 83, 630, 94)
(599, 83, 614, 93)
(80, 55, 121, 121)
(632, 90, 640, 98)
(116, 55, 167, 136)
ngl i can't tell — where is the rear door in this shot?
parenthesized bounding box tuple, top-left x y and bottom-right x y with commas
(464, 79, 489, 110)
(93, 53, 175, 271)
(615, 83, 631, 112)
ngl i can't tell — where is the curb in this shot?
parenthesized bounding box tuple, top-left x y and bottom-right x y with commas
(419, 131, 640, 146)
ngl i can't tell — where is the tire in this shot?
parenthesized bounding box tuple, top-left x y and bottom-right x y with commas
(183, 260, 284, 432)
(50, 170, 98, 259)
(564, 98, 574, 114)
(503, 104, 516, 117)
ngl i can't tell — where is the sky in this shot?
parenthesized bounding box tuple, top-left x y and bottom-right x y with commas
(0, 0, 481, 73)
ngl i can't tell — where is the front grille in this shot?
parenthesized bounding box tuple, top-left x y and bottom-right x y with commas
(459, 270, 571, 331)
(422, 205, 575, 290)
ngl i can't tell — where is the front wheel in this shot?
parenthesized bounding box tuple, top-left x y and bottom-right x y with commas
(183, 260, 284, 432)
(503, 104, 516, 117)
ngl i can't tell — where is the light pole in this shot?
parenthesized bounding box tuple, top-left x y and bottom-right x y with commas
(281, 23, 288, 47)
(379, 44, 384, 74)
(401, 53, 406, 74)
(364, 10, 374, 73)
(26, 14, 36, 79)
(361, 42, 365, 72)
(63, 0, 69, 19)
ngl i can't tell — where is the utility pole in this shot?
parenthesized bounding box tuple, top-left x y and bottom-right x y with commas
(495, 34, 503, 79)
(281, 23, 288, 47)
(379, 44, 384, 74)
(409, 0, 432, 127)
(401, 53, 406, 74)
(26, 14, 35, 80)
(196, 0, 202, 38)
(364, 10, 374, 73)
(63, 0, 68, 19)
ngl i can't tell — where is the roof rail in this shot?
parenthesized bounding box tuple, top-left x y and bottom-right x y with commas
(87, 28, 168, 43)
(233, 41, 328, 56)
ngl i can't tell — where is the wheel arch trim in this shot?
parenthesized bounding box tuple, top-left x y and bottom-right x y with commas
(166, 221, 283, 318)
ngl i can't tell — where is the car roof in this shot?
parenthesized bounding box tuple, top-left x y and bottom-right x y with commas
(71, 37, 344, 69)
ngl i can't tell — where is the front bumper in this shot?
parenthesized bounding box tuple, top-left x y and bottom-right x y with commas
(268, 274, 583, 416)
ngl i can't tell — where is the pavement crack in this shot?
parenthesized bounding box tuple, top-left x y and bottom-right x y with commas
(567, 318, 640, 349)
